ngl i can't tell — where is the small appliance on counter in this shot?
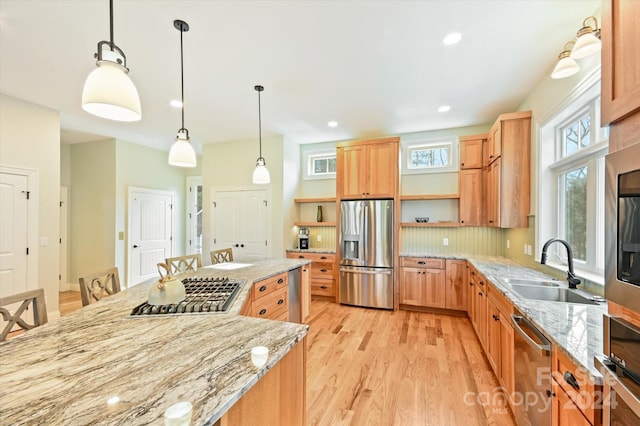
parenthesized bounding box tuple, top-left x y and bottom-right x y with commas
(298, 227, 309, 250)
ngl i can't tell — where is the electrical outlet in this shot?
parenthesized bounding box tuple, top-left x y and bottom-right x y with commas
(443, 238, 449, 246)
(40, 237, 48, 247)
(317, 235, 322, 242)
(507, 239, 510, 249)
(527, 244, 533, 256)
(524, 244, 528, 255)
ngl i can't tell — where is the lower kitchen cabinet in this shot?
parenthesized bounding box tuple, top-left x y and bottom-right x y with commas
(445, 259, 467, 310)
(468, 264, 488, 349)
(399, 257, 446, 308)
(551, 348, 602, 426)
(486, 287, 515, 406)
(287, 252, 336, 301)
(242, 272, 289, 321)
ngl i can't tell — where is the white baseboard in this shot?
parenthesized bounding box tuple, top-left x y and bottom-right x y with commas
(48, 310, 61, 321)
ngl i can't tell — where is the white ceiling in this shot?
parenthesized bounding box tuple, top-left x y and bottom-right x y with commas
(0, 0, 600, 153)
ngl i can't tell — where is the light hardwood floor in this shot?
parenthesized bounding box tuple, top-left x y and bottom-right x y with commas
(57, 292, 514, 425)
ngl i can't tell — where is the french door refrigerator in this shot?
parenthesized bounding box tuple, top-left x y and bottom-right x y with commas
(339, 199, 394, 309)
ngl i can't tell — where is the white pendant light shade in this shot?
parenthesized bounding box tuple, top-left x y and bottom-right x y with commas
(253, 158, 271, 184)
(82, 60, 141, 122)
(168, 131, 196, 167)
(570, 32, 601, 59)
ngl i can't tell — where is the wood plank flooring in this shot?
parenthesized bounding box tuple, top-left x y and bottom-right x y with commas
(56, 292, 514, 425)
(305, 300, 515, 426)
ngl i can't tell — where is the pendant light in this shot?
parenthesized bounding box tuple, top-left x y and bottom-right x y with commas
(168, 20, 197, 168)
(82, 0, 141, 122)
(252, 85, 270, 184)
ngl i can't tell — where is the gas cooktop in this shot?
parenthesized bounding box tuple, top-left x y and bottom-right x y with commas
(130, 276, 242, 317)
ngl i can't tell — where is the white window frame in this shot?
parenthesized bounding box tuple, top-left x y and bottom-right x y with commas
(537, 72, 608, 285)
(402, 138, 458, 175)
(303, 149, 336, 180)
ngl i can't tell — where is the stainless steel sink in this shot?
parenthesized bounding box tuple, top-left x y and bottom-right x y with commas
(509, 284, 600, 305)
(500, 278, 561, 287)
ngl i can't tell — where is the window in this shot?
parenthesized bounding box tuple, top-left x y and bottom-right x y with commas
(538, 77, 608, 283)
(303, 149, 337, 180)
(402, 139, 457, 174)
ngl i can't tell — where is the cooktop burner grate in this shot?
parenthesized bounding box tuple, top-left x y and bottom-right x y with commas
(130, 276, 242, 316)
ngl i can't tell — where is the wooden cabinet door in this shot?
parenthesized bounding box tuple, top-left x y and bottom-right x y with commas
(300, 265, 310, 323)
(486, 159, 501, 227)
(475, 284, 488, 349)
(485, 124, 501, 166)
(366, 142, 397, 197)
(423, 268, 446, 308)
(602, 0, 640, 126)
(552, 379, 591, 426)
(486, 299, 501, 374)
(468, 270, 477, 330)
(399, 267, 424, 306)
(500, 313, 514, 398)
(459, 169, 483, 226)
(460, 138, 484, 169)
(337, 145, 367, 198)
(445, 259, 467, 310)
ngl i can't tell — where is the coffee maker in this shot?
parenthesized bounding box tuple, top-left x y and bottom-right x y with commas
(298, 227, 309, 250)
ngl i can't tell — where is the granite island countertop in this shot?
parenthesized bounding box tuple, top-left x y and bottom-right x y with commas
(0, 259, 310, 425)
(400, 253, 607, 384)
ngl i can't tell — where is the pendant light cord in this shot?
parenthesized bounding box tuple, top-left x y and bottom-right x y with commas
(258, 89, 262, 158)
(180, 25, 185, 130)
(109, 0, 114, 51)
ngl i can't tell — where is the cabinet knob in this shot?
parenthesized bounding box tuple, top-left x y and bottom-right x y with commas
(417, 261, 426, 265)
(277, 278, 284, 284)
(320, 285, 328, 289)
(259, 285, 267, 292)
(259, 309, 267, 315)
(277, 299, 284, 305)
(563, 372, 580, 391)
(321, 256, 327, 260)
(546, 390, 556, 398)
(298, 255, 304, 259)
(461, 162, 465, 166)
(479, 292, 483, 297)
(320, 269, 328, 272)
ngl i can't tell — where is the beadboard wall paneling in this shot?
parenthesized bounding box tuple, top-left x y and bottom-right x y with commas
(401, 227, 505, 256)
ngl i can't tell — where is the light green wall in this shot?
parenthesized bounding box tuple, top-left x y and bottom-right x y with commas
(114, 140, 188, 285)
(0, 94, 61, 316)
(401, 227, 505, 256)
(202, 135, 286, 260)
(69, 139, 117, 284)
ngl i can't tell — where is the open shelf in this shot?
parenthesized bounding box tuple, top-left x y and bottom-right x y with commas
(400, 194, 459, 200)
(294, 197, 336, 203)
(401, 222, 460, 228)
(294, 221, 337, 227)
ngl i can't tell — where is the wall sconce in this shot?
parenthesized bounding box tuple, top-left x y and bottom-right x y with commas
(571, 16, 601, 59)
(551, 16, 601, 79)
(551, 41, 580, 79)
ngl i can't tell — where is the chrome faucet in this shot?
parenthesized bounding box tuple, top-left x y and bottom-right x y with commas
(540, 238, 581, 289)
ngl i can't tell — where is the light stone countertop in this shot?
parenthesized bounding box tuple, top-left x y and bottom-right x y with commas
(0, 259, 310, 426)
(401, 253, 607, 384)
(286, 248, 337, 254)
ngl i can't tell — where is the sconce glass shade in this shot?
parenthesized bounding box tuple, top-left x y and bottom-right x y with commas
(252, 157, 271, 184)
(570, 31, 601, 59)
(82, 53, 141, 122)
(551, 51, 580, 79)
(168, 130, 196, 167)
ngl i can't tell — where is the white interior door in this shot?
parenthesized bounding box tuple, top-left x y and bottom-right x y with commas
(213, 190, 268, 261)
(128, 188, 175, 287)
(0, 172, 29, 298)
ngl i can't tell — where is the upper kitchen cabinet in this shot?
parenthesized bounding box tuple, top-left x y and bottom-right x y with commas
(484, 111, 532, 228)
(336, 137, 399, 199)
(601, 0, 640, 128)
(459, 134, 486, 170)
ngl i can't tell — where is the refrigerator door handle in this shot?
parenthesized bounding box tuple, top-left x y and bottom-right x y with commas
(340, 267, 392, 275)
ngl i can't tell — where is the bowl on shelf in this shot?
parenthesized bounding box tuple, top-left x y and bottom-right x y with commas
(415, 217, 430, 223)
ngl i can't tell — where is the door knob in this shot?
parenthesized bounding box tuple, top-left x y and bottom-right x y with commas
(235, 244, 239, 247)
(241, 244, 245, 248)
(133, 245, 139, 248)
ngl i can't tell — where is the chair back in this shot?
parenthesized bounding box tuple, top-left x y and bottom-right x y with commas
(79, 267, 121, 307)
(210, 248, 234, 264)
(0, 288, 48, 341)
(166, 254, 202, 274)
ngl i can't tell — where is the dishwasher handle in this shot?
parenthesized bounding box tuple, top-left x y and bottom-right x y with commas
(511, 314, 551, 356)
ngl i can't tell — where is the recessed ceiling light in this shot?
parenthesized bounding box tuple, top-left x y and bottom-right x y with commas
(443, 33, 462, 45)
(327, 121, 339, 128)
(438, 105, 451, 113)
(170, 100, 183, 108)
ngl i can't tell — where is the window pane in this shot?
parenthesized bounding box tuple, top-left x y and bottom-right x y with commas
(314, 159, 327, 174)
(328, 157, 336, 173)
(410, 147, 449, 168)
(564, 166, 587, 261)
(565, 123, 579, 156)
(580, 116, 590, 148)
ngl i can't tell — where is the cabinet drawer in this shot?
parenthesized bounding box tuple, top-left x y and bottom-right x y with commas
(311, 262, 334, 279)
(288, 252, 336, 263)
(252, 272, 288, 301)
(311, 278, 334, 296)
(400, 257, 445, 269)
(252, 288, 288, 319)
(552, 349, 600, 424)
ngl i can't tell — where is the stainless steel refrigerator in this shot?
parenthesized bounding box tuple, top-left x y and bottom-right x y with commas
(339, 199, 394, 309)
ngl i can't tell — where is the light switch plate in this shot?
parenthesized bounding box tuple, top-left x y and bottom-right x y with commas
(317, 235, 322, 242)
(443, 238, 449, 246)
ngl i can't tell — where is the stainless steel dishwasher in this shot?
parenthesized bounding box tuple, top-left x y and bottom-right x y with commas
(511, 311, 553, 426)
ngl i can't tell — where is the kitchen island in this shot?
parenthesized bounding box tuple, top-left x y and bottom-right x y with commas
(0, 259, 310, 425)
